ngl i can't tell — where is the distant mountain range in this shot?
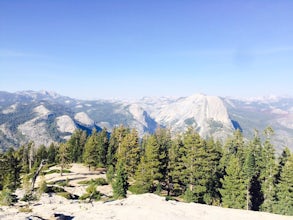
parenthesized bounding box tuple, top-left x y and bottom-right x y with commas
(0, 90, 292, 152)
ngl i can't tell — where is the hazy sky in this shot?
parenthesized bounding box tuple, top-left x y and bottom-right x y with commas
(0, 0, 293, 99)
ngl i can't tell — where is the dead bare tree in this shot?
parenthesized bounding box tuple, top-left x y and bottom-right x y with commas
(30, 159, 47, 192)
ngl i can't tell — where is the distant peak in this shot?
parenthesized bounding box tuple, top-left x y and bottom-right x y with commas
(16, 90, 61, 99)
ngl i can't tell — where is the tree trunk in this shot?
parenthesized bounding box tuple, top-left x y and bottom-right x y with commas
(31, 159, 46, 192)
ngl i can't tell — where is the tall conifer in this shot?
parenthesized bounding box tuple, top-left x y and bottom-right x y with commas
(220, 155, 247, 209)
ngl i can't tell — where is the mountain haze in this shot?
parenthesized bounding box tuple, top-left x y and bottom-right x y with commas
(0, 90, 292, 151)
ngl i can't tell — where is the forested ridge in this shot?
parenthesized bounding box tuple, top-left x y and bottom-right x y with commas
(0, 126, 292, 216)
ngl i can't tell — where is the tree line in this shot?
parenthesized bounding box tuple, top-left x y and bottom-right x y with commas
(0, 126, 292, 215)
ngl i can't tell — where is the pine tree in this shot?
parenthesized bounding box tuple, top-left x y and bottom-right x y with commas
(133, 134, 160, 193)
(28, 141, 35, 172)
(47, 143, 57, 164)
(260, 127, 277, 213)
(181, 127, 210, 203)
(154, 128, 171, 186)
(275, 147, 291, 184)
(184, 186, 195, 203)
(106, 165, 115, 183)
(58, 143, 70, 176)
(107, 125, 130, 167)
(226, 130, 245, 156)
(96, 128, 109, 167)
(167, 135, 185, 196)
(83, 130, 99, 170)
(247, 129, 263, 211)
(67, 129, 87, 163)
(112, 162, 128, 199)
(204, 138, 222, 205)
(35, 145, 47, 165)
(275, 154, 293, 215)
(116, 129, 140, 177)
(243, 144, 256, 210)
(220, 155, 247, 209)
(2, 148, 21, 191)
(17, 145, 30, 174)
(132, 156, 152, 193)
(219, 130, 246, 188)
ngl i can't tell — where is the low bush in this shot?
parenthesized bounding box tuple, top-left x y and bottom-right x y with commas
(0, 189, 15, 205)
(78, 178, 108, 186)
(47, 185, 65, 193)
(79, 183, 101, 201)
(56, 191, 72, 199)
(21, 193, 37, 202)
(128, 184, 149, 195)
(18, 206, 32, 213)
(55, 178, 70, 187)
(42, 169, 71, 175)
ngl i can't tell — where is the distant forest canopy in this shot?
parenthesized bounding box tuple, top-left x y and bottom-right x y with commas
(0, 126, 292, 216)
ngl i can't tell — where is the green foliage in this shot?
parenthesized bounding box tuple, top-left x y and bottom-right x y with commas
(83, 128, 109, 169)
(43, 169, 71, 175)
(79, 183, 101, 201)
(78, 178, 107, 186)
(0, 188, 16, 206)
(21, 193, 37, 202)
(220, 155, 247, 209)
(112, 162, 128, 199)
(55, 178, 71, 187)
(0, 148, 21, 191)
(47, 143, 58, 164)
(58, 143, 70, 176)
(67, 129, 87, 163)
(18, 206, 33, 213)
(274, 154, 293, 215)
(106, 165, 115, 183)
(275, 147, 291, 184)
(155, 183, 162, 195)
(96, 128, 109, 167)
(259, 127, 277, 213)
(133, 135, 160, 193)
(183, 187, 195, 203)
(83, 131, 98, 168)
(57, 191, 78, 200)
(116, 129, 140, 177)
(107, 125, 130, 167)
(128, 184, 149, 194)
(35, 145, 47, 165)
(0, 124, 292, 216)
(167, 135, 185, 196)
(47, 185, 65, 193)
(37, 176, 49, 197)
(242, 143, 257, 210)
(181, 128, 211, 203)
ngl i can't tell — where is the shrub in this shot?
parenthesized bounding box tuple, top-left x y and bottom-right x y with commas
(128, 184, 149, 194)
(56, 178, 71, 187)
(79, 183, 101, 201)
(47, 186, 65, 193)
(38, 176, 49, 196)
(165, 195, 177, 201)
(78, 178, 107, 186)
(0, 189, 14, 206)
(21, 193, 37, 202)
(43, 169, 71, 175)
(155, 183, 162, 195)
(183, 187, 194, 203)
(18, 206, 32, 213)
(95, 178, 108, 186)
(57, 192, 72, 199)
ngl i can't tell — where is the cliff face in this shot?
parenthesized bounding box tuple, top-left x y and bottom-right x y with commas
(0, 90, 292, 151)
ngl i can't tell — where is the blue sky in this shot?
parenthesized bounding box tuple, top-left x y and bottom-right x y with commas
(0, 0, 293, 99)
